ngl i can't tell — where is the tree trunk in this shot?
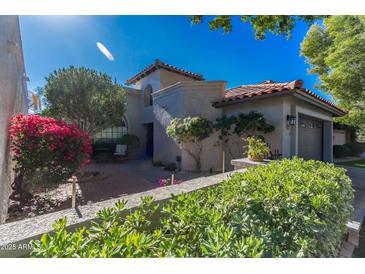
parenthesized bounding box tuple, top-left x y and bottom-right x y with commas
(10, 170, 33, 203)
(182, 143, 202, 172)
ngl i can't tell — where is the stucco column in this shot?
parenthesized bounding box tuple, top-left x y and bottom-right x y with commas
(323, 120, 333, 162)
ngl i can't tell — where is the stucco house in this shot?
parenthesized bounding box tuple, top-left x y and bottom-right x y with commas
(94, 59, 345, 171)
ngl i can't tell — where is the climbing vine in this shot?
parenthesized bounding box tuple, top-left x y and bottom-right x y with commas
(166, 112, 274, 171)
(214, 111, 275, 158)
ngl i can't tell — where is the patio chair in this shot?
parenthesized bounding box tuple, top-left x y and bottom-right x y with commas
(113, 144, 127, 162)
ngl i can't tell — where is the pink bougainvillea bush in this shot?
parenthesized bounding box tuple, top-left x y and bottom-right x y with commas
(9, 114, 92, 198)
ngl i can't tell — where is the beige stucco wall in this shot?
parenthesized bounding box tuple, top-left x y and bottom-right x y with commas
(132, 69, 202, 125)
(153, 81, 226, 171)
(0, 16, 28, 224)
(159, 69, 199, 89)
(129, 68, 208, 166)
(222, 96, 285, 170)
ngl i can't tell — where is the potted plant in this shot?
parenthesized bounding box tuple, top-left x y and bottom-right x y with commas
(246, 136, 270, 162)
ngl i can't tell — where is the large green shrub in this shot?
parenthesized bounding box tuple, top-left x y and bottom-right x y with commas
(31, 158, 353, 258)
(333, 142, 365, 158)
(333, 145, 352, 158)
(345, 143, 365, 156)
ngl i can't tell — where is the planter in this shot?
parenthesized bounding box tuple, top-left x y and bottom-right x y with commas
(248, 156, 264, 162)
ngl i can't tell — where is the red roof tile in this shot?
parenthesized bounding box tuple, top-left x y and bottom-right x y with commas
(213, 80, 345, 115)
(125, 59, 204, 85)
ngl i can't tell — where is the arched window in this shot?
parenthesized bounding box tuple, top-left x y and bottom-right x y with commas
(94, 118, 128, 144)
(144, 84, 153, 106)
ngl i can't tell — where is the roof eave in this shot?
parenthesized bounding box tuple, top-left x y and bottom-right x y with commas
(125, 62, 204, 85)
(292, 90, 346, 117)
(212, 90, 294, 108)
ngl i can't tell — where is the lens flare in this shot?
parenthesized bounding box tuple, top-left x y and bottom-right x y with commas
(96, 42, 114, 61)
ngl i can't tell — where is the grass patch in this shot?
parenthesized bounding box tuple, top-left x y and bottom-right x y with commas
(353, 218, 365, 257)
(339, 159, 365, 169)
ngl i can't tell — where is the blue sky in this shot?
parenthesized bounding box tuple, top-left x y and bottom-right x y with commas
(20, 16, 329, 100)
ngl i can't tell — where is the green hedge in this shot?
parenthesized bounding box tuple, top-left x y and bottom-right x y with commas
(31, 158, 353, 258)
(334, 143, 365, 158)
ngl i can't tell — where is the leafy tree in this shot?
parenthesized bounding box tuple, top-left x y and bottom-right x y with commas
(190, 16, 324, 40)
(166, 117, 213, 171)
(300, 16, 365, 129)
(43, 66, 126, 135)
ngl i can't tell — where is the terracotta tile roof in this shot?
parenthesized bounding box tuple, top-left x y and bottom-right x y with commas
(125, 59, 204, 85)
(213, 80, 346, 115)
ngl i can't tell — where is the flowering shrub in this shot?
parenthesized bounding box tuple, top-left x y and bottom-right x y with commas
(159, 178, 183, 187)
(9, 114, 92, 196)
(31, 158, 353, 258)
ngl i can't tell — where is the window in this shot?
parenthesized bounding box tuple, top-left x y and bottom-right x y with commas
(94, 119, 128, 144)
(144, 84, 153, 106)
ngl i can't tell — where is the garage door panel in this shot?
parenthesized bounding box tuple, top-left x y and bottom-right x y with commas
(298, 116, 323, 161)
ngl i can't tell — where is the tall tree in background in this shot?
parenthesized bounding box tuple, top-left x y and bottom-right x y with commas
(190, 16, 324, 40)
(300, 16, 365, 130)
(44, 66, 126, 135)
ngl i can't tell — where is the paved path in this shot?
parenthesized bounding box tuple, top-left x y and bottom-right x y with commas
(336, 164, 365, 257)
(77, 159, 219, 205)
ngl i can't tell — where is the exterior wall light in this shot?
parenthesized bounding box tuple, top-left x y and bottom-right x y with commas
(287, 115, 296, 126)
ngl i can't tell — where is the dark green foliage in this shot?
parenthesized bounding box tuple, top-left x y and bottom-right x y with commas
(233, 111, 275, 135)
(120, 134, 140, 147)
(345, 143, 365, 156)
(190, 15, 323, 40)
(301, 16, 365, 131)
(44, 66, 126, 135)
(31, 158, 353, 258)
(333, 143, 365, 158)
(214, 111, 274, 141)
(333, 145, 352, 158)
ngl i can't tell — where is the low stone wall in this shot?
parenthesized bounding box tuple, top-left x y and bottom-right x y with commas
(231, 158, 271, 170)
(0, 171, 236, 258)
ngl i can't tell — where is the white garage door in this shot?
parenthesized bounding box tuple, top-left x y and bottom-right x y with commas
(298, 115, 323, 161)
